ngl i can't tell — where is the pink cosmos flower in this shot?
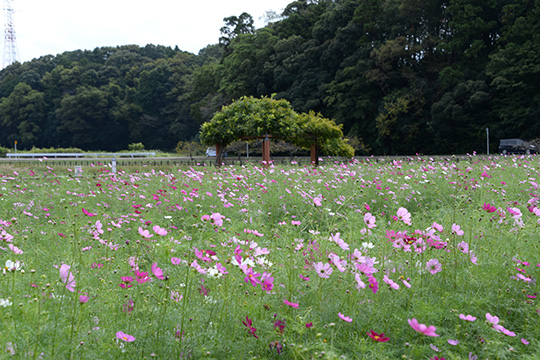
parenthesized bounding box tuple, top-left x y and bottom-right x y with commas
(8, 244, 23, 254)
(448, 339, 459, 345)
(79, 295, 89, 303)
(363, 213, 377, 229)
(330, 232, 349, 251)
(457, 241, 469, 253)
(485, 313, 499, 326)
(261, 271, 274, 292)
(383, 275, 399, 289)
(291, 220, 302, 226)
(470, 252, 478, 265)
(313, 197, 322, 207)
(210, 212, 224, 226)
(170, 291, 183, 302)
(516, 273, 532, 282)
(431, 222, 444, 232)
(459, 314, 476, 321)
(82, 208, 97, 217)
(121, 276, 133, 282)
(426, 259, 442, 274)
(153, 225, 167, 236)
(355, 273, 366, 290)
(482, 203, 497, 213)
(171, 257, 182, 265)
(59, 264, 76, 292)
(151, 262, 164, 280)
(134, 270, 151, 284)
(338, 312, 352, 322)
(451, 223, 464, 236)
(507, 207, 522, 218)
(314, 262, 333, 278)
(408, 318, 439, 337)
(329, 253, 347, 272)
(501, 327, 516, 337)
(396, 207, 412, 225)
(244, 268, 261, 287)
(216, 263, 228, 274)
(116, 331, 136, 342)
(190, 260, 207, 274)
(521, 338, 529, 345)
(138, 227, 153, 238)
(284, 299, 299, 308)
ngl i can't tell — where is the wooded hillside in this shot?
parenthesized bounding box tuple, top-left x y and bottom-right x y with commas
(1, 0, 539, 155)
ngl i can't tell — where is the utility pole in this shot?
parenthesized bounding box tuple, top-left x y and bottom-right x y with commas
(486, 128, 489, 155)
(3, 0, 19, 68)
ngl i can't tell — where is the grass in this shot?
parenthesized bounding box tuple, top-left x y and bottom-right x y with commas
(0, 155, 539, 359)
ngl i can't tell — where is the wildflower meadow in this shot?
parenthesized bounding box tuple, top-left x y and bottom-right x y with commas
(0, 155, 539, 359)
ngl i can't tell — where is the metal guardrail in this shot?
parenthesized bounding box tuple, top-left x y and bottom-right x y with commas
(6, 152, 156, 159)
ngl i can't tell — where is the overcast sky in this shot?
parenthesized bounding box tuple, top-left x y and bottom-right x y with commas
(8, 0, 293, 64)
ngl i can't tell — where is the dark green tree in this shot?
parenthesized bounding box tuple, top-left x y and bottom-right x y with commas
(0, 83, 46, 148)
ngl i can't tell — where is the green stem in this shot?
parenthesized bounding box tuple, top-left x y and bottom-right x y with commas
(50, 286, 68, 358)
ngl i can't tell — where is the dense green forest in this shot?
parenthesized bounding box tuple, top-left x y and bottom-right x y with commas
(1, 0, 539, 155)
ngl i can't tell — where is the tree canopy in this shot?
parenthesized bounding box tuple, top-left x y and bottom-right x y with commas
(200, 96, 354, 158)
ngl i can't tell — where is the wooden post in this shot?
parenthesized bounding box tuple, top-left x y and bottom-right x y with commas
(262, 134, 270, 167)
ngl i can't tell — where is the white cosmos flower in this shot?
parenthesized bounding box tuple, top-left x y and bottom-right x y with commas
(4, 260, 22, 272)
(0, 299, 12, 307)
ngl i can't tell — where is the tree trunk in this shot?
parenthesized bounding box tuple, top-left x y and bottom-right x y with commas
(310, 143, 319, 166)
(262, 138, 271, 167)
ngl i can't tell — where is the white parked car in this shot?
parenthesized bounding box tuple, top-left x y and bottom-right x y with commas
(206, 147, 216, 157)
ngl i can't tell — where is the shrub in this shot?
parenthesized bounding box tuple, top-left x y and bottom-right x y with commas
(0, 146, 9, 157)
(128, 143, 145, 151)
(27, 146, 84, 154)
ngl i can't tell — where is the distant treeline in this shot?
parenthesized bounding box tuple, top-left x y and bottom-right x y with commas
(1, 0, 539, 154)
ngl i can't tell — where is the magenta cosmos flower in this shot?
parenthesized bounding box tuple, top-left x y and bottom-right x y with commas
(367, 330, 390, 342)
(482, 203, 497, 213)
(408, 318, 439, 337)
(242, 316, 258, 339)
(116, 331, 136, 342)
(283, 299, 299, 308)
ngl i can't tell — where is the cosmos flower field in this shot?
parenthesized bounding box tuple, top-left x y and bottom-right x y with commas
(0, 155, 539, 359)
